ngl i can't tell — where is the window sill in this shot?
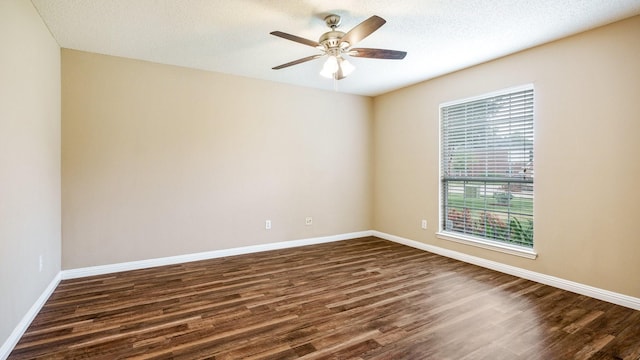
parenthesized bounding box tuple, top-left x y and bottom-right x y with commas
(436, 231, 537, 259)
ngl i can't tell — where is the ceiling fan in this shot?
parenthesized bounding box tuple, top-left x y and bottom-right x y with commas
(270, 14, 407, 80)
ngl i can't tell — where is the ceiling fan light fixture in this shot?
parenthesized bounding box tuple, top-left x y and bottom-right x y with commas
(320, 55, 339, 78)
(320, 55, 355, 79)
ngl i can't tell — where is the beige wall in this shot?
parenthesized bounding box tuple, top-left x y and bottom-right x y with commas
(373, 15, 640, 298)
(0, 0, 61, 346)
(62, 50, 373, 269)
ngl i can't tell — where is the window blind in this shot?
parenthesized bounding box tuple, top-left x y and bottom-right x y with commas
(441, 87, 534, 247)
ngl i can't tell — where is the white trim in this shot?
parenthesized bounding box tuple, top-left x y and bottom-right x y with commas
(0, 272, 61, 360)
(438, 84, 537, 260)
(436, 231, 537, 259)
(439, 83, 535, 108)
(61, 231, 373, 280)
(372, 230, 640, 311)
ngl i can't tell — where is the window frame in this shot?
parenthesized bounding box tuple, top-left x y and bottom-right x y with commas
(437, 84, 537, 259)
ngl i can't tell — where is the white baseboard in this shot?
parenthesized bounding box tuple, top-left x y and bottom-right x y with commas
(62, 230, 640, 310)
(0, 272, 61, 360)
(62, 231, 374, 280)
(373, 230, 640, 311)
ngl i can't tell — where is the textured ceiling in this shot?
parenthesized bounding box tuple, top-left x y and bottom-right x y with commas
(32, 0, 640, 96)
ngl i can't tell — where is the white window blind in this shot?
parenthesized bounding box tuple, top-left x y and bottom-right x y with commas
(441, 86, 534, 248)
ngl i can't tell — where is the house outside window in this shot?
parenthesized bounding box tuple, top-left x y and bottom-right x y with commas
(440, 85, 534, 254)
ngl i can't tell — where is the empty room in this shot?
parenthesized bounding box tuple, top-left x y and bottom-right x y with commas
(2, 0, 640, 359)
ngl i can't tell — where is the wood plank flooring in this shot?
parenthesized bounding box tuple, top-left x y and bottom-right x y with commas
(9, 237, 640, 359)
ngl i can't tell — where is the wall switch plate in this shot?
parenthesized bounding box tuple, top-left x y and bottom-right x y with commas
(265, 220, 271, 230)
(39, 255, 43, 272)
(421, 219, 427, 229)
(305, 217, 313, 226)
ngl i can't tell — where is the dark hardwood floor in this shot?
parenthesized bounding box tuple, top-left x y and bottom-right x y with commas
(9, 237, 640, 359)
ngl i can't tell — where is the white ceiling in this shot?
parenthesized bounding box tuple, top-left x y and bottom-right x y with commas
(32, 0, 640, 97)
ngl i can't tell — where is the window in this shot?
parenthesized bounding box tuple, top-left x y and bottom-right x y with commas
(440, 86, 534, 254)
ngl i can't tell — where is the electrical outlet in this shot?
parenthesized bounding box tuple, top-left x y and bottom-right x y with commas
(265, 220, 272, 230)
(421, 219, 427, 230)
(39, 255, 43, 272)
(305, 217, 313, 226)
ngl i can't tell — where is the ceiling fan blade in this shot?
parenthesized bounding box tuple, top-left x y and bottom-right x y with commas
(270, 31, 320, 48)
(340, 15, 386, 46)
(272, 54, 323, 70)
(349, 48, 407, 59)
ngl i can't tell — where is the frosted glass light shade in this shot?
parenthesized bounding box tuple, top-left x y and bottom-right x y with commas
(339, 58, 355, 76)
(320, 56, 339, 78)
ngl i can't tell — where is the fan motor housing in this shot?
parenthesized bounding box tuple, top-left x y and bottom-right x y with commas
(319, 31, 347, 49)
